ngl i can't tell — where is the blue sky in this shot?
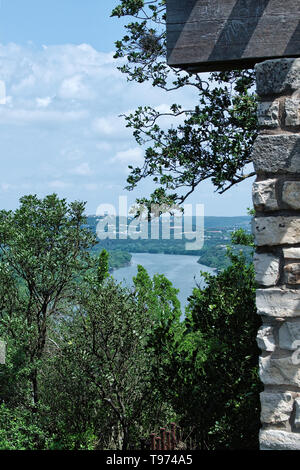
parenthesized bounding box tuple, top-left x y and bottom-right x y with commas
(0, 0, 254, 215)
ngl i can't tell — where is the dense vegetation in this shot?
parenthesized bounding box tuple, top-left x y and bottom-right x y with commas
(0, 0, 263, 451)
(107, 250, 132, 271)
(0, 195, 260, 450)
(198, 243, 253, 271)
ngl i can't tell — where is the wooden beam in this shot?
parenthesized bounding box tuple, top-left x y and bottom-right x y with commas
(167, 0, 300, 72)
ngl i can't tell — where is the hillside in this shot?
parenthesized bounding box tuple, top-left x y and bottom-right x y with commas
(88, 215, 253, 270)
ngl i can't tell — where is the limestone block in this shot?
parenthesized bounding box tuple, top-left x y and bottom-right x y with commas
(282, 182, 300, 210)
(279, 322, 300, 350)
(251, 135, 300, 175)
(257, 100, 280, 128)
(256, 288, 300, 318)
(0, 340, 5, 365)
(254, 253, 279, 286)
(259, 354, 300, 386)
(252, 180, 278, 212)
(260, 392, 293, 424)
(283, 247, 300, 260)
(257, 325, 276, 352)
(285, 98, 300, 127)
(294, 398, 300, 429)
(260, 430, 300, 450)
(256, 58, 300, 96)
(284, 263, 300, 285)
(253, 216, 300, 246)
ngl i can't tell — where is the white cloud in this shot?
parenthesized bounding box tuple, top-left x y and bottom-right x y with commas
(1, 183, 15, 191)
(0, 41, 207, 213)
(36, 96, 52, 108)
(11, 74, 36, 94)
(92, 115, 130, 139)
(1, 182, 31, 192)
(60, 147, 84, 161)
(70, 162, 93, 176)
(111, 147, 144, 165)
(96, 141, 112, 152)
(92, 117, 116, 136)
(155, 104, 172, 114)
(48, 180, 71, 189)
(84, 183, 99, 191)
(0, 108, 88, 125)
(59, 75, 94, 100)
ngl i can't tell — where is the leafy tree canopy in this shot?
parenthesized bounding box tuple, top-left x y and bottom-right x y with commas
(168, 250, 261, 449)
(0, 194, 96, 407)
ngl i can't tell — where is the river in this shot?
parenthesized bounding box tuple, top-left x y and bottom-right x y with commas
(112, 252, 216, 314)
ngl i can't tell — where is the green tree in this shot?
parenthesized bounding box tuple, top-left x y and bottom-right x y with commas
(52, 263, 185, 450)
(65, 274, 159, 450)
(133, 264, 183, 384)
(0, 194, 96, 409)
(37, 337, 101, 450)
(97, 249, 110, 284)
(0, 403, 51, 450)
(111, 1, 258, 208)
(168, 251, 262, 449)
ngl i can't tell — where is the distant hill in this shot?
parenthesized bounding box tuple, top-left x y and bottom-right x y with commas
(202, 216, 251, 229)
(87, 215, 252, 230)
(86, 215, 253, 270)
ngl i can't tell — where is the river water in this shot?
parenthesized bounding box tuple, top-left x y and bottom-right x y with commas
(112, 252, 216, 313)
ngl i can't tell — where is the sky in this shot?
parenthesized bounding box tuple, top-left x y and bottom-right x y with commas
(0, 0, 255, 216)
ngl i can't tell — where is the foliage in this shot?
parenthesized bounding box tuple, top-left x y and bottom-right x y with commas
(38, 349, 101, 450)
(198, 226, 254, 270)
(0, 404, 51, 450)
(60, 270, 178, 450)
(175, 251, 261, 449)
(133, 264, 183, 373)
(108, 250, 132, 271)
(0, 0, 263, 450)
(97, 249, 110, 283)
(0, 195, 261, 450)
(231, 228, 255, 247)
(111, 1, 258, 208)
(0, 194, 96, 408)
(197, 244, 230, 270)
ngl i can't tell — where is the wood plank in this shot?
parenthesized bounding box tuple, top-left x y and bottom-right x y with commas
(167, 0, 300, 72)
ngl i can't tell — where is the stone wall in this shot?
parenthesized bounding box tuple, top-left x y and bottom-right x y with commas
(252, 58, 300, 450)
